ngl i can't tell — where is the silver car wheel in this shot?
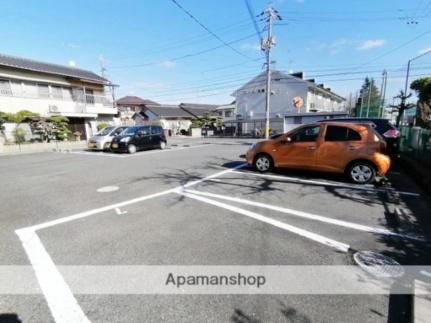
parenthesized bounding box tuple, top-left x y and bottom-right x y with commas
(159, 141, 166, 150)
(255, 156, 271, 172)
(350, 165, 373, 183)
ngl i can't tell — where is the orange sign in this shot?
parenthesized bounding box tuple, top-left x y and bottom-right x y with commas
(293, 96, 304, 109)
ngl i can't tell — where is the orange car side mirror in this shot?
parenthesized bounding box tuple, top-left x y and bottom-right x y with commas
(280, 137, 292, 144)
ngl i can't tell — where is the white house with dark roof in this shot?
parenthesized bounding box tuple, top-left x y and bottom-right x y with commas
(0, 53, 117, 139)
(231, 70, 346, 134)
(116, 96, 160, 125)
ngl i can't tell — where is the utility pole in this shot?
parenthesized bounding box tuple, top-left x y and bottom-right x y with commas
(379, 70, 387, 118)
(366, 80, 372, 117)
(260, 7, 281, 139)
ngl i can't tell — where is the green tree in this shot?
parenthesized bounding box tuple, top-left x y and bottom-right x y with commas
(97, 123, 109, 131)
(48, 116, 71, 141)
(6, 110, 39, 123)
(355, 77, 381, 117)
(411, 77, 431, 128)
(12, 127, 26, 143)
(0, 111, 7, 132)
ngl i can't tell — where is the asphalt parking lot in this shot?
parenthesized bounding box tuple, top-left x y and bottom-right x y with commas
(1, 137, 431, 323)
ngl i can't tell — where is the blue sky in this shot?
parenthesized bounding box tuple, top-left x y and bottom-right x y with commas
(1, 0, 431, 105)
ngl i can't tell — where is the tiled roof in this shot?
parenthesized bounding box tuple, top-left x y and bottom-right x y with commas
(116, 96, 159, 106)
(143, 105, 193, 118)
(0, 53, 110, 84)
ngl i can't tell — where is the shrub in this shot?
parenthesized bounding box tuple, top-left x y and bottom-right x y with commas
(97, 123, 109, 131)
(6, 110, 40, 123)
(48, 116, 71, 141)
(12, 127, 26, 143)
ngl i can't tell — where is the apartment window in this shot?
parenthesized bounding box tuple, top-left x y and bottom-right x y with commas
(0, 79, 12, 96)
(51, 86, 63, 99)
(37, 84, 49, 98)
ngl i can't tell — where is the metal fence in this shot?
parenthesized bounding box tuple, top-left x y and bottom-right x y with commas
(399, 126, 431, 167)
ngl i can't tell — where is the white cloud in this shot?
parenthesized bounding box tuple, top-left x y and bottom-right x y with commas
(160, 60, 176, 68)
(241, 42, 261, 52)
(63, 42, 80, 49)
(310, 38, 351, 55)
(68, 60, 76, 67)
(418, 46, 431, 54)
(357, 39, 386, 50)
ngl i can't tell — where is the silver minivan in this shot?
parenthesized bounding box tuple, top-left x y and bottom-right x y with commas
(88, 126, 128, 151)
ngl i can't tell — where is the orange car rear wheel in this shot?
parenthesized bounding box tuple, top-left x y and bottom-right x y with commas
(347, 161, 376, 184)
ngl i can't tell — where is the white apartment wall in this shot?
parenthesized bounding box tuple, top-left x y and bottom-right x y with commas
(235, 77, 308, 120)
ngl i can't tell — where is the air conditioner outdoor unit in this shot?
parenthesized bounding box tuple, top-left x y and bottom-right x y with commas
(49, 105, 59, 113)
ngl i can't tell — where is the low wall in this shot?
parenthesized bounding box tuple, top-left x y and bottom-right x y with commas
(0, 140, 87, 155)
(190, 128, 202, 138)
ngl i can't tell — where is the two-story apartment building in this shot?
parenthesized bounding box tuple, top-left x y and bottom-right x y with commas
(232, 70, 346, 134)
(0, 53, 117, 139)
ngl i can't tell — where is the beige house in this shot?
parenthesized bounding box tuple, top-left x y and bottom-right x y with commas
(0, 53, 117, 139)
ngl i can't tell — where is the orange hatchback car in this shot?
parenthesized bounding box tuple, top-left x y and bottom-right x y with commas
(246, 122, 391, 184)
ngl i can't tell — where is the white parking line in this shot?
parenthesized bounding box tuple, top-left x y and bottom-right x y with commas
(68, 144, 213, 158)
(15, 228, 90, 323)
(15, 163, 244, 323)
(231, 170, 420, 197)
(184, 189, 424, 241)
(177, 191, 351, 253)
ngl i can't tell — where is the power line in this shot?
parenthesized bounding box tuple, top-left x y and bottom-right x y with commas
(146, 72, 431, 104)
(244, 0, 263, 43)
(110, 18, 259, 61)
(168, 0, 254, 61)
(110, 33, 257, 69)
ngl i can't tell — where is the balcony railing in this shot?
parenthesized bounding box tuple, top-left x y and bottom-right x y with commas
(0, 89, 114, 108)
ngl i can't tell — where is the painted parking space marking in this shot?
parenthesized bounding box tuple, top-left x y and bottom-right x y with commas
(66, 144, 213, 158)
(177, 191, 351, 253)
(15, 228, 91, 323)
(183, 189, 424, 241)
(231, 170, 420, 197)
(15, 163, 245, 323)
(96, 186, 119, 193)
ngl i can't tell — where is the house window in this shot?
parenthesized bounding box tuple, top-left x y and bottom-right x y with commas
(225, 111, 233, 117)
(37, 84, 49, 98)
(85, 89, 95, 105)
(293, 116, 302, 124)
(51, 86, 63, 99)
(0, 79, 12, 96)
(62, 87, 72, 100)
(23, 82, 38, 97)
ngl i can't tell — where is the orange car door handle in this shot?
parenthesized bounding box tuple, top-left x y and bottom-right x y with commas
(306, 146, 316, 150)
(348, 146, 357, 150)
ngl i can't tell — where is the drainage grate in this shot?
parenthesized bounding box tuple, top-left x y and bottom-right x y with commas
(353, 251, 404, 278)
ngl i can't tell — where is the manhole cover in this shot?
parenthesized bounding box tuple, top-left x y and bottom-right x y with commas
(97, 186, 119, 193)
(353, 251, 404, 278)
